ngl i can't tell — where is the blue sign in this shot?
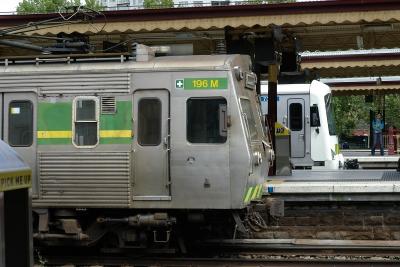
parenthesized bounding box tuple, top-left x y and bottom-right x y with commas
(260, 95, 280, 102)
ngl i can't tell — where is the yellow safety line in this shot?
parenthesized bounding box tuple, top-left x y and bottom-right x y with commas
(0, 170, 31, 192)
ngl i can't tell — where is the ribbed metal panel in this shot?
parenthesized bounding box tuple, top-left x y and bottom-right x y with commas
(0, 73, 130, 94)
(37, 151, 131, 207)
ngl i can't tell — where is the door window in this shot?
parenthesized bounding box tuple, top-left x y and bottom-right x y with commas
(138, 98, 161, 146)
(187, 98, 227, 143)
(289, 103, 303, 131)
(8, 101, 33, 146)
(73, 97, 99, 147)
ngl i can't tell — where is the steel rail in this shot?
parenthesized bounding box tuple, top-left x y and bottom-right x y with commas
(38, 255, 400, 266)
(37, 238, 400, 266)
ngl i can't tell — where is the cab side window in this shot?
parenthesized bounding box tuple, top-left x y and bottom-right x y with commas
(9, 101, 33, 146)
(187, 98, 227, 143)
(73, 97, 99, 147)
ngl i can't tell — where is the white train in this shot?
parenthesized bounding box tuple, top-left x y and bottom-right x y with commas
(261, 80, 344, 169)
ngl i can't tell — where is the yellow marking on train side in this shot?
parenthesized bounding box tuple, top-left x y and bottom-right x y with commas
(38, 130, 132, 139)
(251, 184, 260, 200)
(37, 131, 72, 139)
(244, 186, 253, 203)
(0, 170, 31, 192)
(100, 130, 132, 138)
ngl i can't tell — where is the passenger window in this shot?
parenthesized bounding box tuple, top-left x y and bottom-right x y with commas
(9, 101, 33, 147)
(187, 98, 227, 143)
(138, 98, 161, 146)
(289, 103, 303, 131)
(73, 98, 99, 147)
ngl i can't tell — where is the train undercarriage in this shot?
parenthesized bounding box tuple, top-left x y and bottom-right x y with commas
(32, 201, 275, 253)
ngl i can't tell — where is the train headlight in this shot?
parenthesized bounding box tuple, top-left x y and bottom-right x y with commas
(234, 66, 244, 81)
(253, 151, 263, 166)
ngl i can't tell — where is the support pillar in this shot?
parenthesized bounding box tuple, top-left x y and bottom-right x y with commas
(0, 192, 5, 267)
(3, 189, 32, 267)
(268, 64, 278, 176)
(0, 140, 32, 267)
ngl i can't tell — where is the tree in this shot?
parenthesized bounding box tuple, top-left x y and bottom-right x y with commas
(381, 94, 400, 128)
(84, 0, 102, 11)
(332, 95, 371, 137)
(143, 0, 174, 8)
(17, 0, 101, 14)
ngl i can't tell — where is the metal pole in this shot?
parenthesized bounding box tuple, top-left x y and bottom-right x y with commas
(268, 64, 278, 176)
(0, 192, 5, 267)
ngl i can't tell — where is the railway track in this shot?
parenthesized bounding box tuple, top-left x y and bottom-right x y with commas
(36, 239, 400, 266)
(36, 256, 400, 266)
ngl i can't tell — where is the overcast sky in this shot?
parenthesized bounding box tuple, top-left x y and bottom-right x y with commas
(0, 0, 21, 13)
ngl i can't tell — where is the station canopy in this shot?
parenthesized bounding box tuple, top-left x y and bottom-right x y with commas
(1, 0, 400, 94)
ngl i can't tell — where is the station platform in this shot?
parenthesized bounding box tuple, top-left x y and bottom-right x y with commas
(264, 169, 400, 202)
(342, 149, 399, 169)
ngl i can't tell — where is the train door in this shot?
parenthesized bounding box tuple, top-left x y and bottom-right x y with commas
(132, 89, 171, 200)
(1, 93, 38, 196)
(288, 98, 305, 158)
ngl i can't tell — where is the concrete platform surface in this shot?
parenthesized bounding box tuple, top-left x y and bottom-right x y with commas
(265, 170, 400, 194)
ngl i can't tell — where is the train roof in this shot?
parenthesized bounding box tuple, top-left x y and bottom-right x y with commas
(0, 54, 248, 74)
(260, 80, 330, 95)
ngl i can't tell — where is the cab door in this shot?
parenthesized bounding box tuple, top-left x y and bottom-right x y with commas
(132, 89, 170, 200)
(2, 93, 37, 196)
(288, 98, 305, 158)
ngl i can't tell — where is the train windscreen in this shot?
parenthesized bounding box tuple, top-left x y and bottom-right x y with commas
(324, 93, 336, 136)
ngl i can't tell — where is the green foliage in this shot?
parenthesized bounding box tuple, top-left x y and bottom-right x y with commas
(17, 0, 101, 14)
(143, 0, 174, 8)
(333, 94, 400, 138)
(333, 95, 371, 137)
(85, 0, 103, 10)
(382, 94, 400, 128)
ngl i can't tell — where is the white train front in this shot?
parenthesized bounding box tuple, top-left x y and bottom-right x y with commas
(261, 80, 344, 169)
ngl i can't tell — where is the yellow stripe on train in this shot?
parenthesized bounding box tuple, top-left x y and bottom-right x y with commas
(100, 130, 132, 138)
(38, 131, 72, 139)
(38, 130, 132, 139)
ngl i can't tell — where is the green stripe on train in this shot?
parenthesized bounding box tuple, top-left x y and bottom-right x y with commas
(38, 101, 132, 145)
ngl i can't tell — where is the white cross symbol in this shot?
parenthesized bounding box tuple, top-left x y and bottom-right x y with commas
(176, 80, 184, 88)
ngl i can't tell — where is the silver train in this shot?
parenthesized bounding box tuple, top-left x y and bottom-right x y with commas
(0, 45, 272, 248)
